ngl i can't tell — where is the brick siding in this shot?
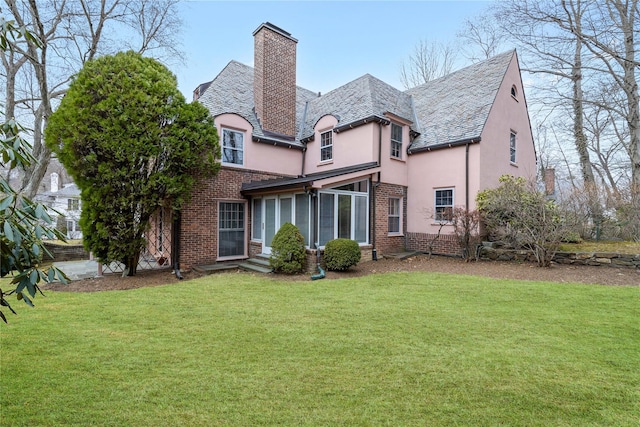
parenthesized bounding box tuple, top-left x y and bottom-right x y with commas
(405, 231, 462, 256)
(179, 167, 284, 269)
(254, 25, 297, 137)
(373, 182, 407, 255)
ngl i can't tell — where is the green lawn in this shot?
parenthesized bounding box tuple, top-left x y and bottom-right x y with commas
(1, 272, 638, 426)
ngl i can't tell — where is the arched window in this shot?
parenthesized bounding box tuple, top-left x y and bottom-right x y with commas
(510, 85, 518, 99)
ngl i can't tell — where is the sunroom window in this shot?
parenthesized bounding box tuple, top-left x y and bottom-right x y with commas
(318, 180, 369, 246)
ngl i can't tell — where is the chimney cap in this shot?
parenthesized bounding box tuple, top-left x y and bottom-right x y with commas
(253, 22, 298, 43)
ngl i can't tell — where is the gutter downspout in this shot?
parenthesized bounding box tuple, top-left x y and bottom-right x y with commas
(172, 210, 183, 280)
(308, 189, 324, 279)
(299, 101, 310, 177)
(301, 147, 307, 176)
(465, 142, 470, 213)
(372, 122, 383, 261)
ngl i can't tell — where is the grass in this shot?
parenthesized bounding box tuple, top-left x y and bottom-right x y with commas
(1, 272, 639, 426)
(558, 240, 640, 254)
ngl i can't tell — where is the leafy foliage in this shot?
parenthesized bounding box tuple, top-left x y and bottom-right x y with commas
(477, 175, 566, 267)
(46, 51, 220, 275)
(323, 239, 361, 271)
(269, 223, 306, 274)
(1, 18, 68, 323)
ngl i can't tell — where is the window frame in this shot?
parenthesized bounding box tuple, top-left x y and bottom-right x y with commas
(318, 179, 369, 247)
(388, 197, 402, 235)
(320, 130, 333, 162)
(510, 131, 517, 164)
(217, 200, 247, 260)
(221, 128, 245, 166)
(390, 123, 403, 159)
(67, 198, 80, 211)
(434, 188, 454, 223)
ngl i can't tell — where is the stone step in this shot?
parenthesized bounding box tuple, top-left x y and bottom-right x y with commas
(247, 257, 271, 267)
(238, 262, 272, 274)
(193, 263, 239, 274)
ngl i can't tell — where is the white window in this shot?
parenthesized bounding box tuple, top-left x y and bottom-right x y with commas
(218, 202, 246, 258)
(222, 128, 244, 165)
(318, 180, 368, 246)
(320, 131, 332, 162)
(68, 198, 80, 211)
(388, 197, 401, 234)
(435, 189, 454, 222)
(252, 198, 262, 240)
(510, 131, 517, 163)
(391, 123, 402, 159)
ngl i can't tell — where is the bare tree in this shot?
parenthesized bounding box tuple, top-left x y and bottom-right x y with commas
(1, 0, 183, 198)
(493, 0, 605, 233)
(457, 10, 504, 62)
(400, 39, 457, 89)
(564, 0, 640, 197)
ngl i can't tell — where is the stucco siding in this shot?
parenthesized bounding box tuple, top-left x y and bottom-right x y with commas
(216, 113, 302, 176)
(406, 144, 478, 234)
(304, 117, 377, 174)
(479, 55, 537, 189)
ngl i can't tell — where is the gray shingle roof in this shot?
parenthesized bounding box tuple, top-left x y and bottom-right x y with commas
(301, 74, 413, 139)
(197, 61, 318, 148)
(406, 50, 515, 151)
(196, 51, 515, 151)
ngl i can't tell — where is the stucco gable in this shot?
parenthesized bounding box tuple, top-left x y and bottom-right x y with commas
(196, 60, 318, 148)
(406, 50, 515, 151)
(301, 74, 413, 139)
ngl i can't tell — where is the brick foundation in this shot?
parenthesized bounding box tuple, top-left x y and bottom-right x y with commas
(405, 231, 462, 256)
(304, 245, 374, 274)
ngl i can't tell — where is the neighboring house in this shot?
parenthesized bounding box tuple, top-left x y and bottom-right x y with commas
(167, 22, 536, 271)
(35, 178, 82, 239)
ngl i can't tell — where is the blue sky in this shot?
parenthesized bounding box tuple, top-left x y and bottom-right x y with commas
(173, 1, 492, 100)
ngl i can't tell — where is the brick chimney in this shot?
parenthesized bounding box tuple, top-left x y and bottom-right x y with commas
(253, 22, 297, 138)
(544, 168, 556, 196)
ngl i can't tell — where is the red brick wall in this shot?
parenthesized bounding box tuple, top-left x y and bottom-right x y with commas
(179, 167, 284, 269)
(405, 231, 462, 256)
(254, 25, 297, 137)
(373, 182, 407, 255)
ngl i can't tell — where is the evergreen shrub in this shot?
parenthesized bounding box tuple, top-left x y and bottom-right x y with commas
(269, 223, 306, 274)
(323, 238, 361, 271)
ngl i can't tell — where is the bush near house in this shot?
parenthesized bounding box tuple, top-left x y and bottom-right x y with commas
(269, 223, 306, 274)
(477, 175, 566, 267)
(323, 238, 361, 271)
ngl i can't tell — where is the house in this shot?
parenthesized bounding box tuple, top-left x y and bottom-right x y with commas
(168, 22, 536, 271)
(35, 179, 82, 239)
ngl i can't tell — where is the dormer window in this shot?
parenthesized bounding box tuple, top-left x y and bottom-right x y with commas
(222, 128, 244, 166)
(391, 123, 403, 159)
(320, 130, 333, 162)
(511, 85, 518, 99)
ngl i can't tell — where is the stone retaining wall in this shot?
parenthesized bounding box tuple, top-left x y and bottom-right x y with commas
(480, 246, 640, 269)
(43, 242, 89, 262)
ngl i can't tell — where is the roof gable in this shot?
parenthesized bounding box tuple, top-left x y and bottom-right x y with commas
(301, 74, 413, 138)
(406, 50, 515, 151)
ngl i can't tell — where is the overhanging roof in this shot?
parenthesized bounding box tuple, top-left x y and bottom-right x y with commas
(241, 162, 379, 195)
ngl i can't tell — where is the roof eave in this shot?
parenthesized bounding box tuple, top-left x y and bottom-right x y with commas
(252, 135, 304, 150)
(408, 136, 481, 155)
(333, 115, 391, 133)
